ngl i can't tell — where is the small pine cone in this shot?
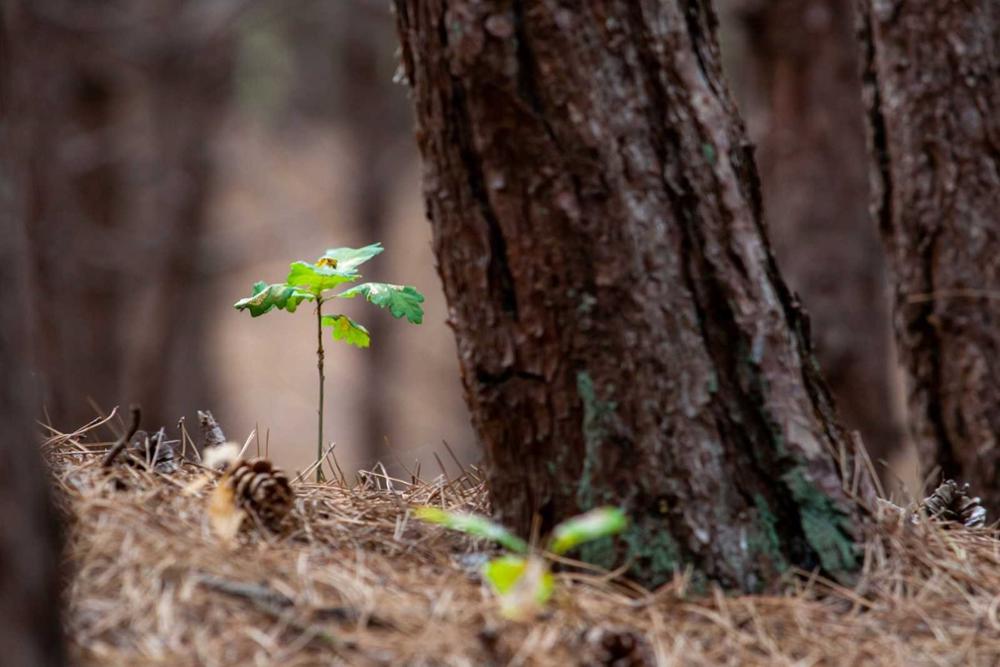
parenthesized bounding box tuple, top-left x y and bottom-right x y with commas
(958, 494, 987, 528)
(582, 627, 653, 667)
(230, 458, 294, 530)
(922, 480, 987, 528)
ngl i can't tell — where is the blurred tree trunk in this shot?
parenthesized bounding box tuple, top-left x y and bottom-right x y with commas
(0, 16, 65, 660)
(4, 1, 233, 429)
(856, 1, 1000, 505)
(395, 0, 868, 589)
(338, 10, 403, 464)
(0, 197, 66, 667)
(733, 0, 903, 468)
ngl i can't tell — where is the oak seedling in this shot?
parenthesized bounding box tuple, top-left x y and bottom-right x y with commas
(234, 243, 424, 481)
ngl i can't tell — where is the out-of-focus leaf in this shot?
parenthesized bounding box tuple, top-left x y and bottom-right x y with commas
(482, 554, 529, 593)
(320, 243, 384, 272)
(286, 261, 358, 295)
(338, 282, 425, 324)
(321, 314, 371, 348)
(483, 555, 554, 621)
(548, 506, 627, 555)
(413, 506, 528, 553)
(234, 281, 314, 316)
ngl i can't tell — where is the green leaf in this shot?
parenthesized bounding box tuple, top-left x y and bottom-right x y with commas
(321, 314, 370, 348)
(547, 506, 627, 555)
(234, 281, 314, 316)
(483, 555, 554, 621)
(413, 507, 528, 554)
(482, 555, 530, 594)
(286, 261, 358, 295)
(338, 282, 425, 324)
(321, 243, 384, 272)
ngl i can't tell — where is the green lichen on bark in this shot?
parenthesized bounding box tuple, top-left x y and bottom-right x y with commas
(782, 468, 857, 576)
(575, 371, 617, 510)
(622, 521, 682, 584)
(578, 536, 617, 570)
(749, 494, 788, 573)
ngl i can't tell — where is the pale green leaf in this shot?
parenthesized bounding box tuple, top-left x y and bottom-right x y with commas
(413, 507, 528, 553)
(321, 314, 370, 348)
(482, 555, 529, 594)
(234, 281, 314, 317)
(548, 506, 627, 555)
(286, 261, 358, 295)
(321, 243, 384, 272)
(337, 282, 424, 324)
(483, 555, 554, 621)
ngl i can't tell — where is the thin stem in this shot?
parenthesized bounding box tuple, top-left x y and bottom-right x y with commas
(316, 297, 326, 483)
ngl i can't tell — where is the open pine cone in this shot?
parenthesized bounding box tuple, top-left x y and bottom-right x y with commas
(921, 480, 987, 528)
(229, 458, 294, 530)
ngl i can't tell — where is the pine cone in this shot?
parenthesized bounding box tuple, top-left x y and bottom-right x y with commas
(581, 627, 653, 667)
(921, 480, 987, 528)
(229, 458, 294, 530)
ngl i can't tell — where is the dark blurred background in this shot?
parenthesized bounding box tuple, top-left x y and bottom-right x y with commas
(0, 0, 912, 482)
(1, 0, 473, 475)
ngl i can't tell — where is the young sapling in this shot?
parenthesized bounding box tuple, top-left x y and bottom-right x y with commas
(234, 243, 424, 481)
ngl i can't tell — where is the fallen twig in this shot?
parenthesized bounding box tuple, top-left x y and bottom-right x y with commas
(100, 405, 142, 468)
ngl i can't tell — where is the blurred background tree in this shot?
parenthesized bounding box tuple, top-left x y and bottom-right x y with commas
(856, 0, 1000, 508)
(719, 0, 907, 484)
(0, 8, 65, 663)
(4, 0, 235, 431)
(2, 0, 473, 475)
(2, 0, 907, 484)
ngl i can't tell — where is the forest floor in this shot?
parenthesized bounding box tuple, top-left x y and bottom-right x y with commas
(50, 418, 1000, 666)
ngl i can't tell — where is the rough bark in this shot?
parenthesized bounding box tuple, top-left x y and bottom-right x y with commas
(395, 0, 868, 589)
(0, 21, 65, 660)
(856, 1, 1000, 505)
(733, 0, 903, 467)
(4, 1, 232, 429)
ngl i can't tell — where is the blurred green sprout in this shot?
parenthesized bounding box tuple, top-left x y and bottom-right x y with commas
(414, 506, 627, 620)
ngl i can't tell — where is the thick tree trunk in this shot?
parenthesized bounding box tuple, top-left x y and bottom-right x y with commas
(395, 1, 868, 589)
(733, 0, 904, 467)
(856, 2, 1000, 505)
(0, 32, 65, 661)
(4, 1, 232, 430)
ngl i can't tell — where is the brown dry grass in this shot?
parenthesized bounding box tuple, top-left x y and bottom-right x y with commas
(48, 416, 1000, 666)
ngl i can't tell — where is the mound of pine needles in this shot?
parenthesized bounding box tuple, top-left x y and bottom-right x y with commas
(46, 413, 1000, 666)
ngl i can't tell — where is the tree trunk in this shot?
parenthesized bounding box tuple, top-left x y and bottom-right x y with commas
(0, 209, 66, 667)
(733, 0, 904, 468)
(4, 1, 232, 430)
(856, 1, 1000, 505)
(395, 0, 868, 590)
(0, 22, 65, 659)
(337, 9, 407, 464)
